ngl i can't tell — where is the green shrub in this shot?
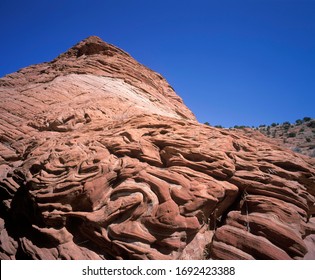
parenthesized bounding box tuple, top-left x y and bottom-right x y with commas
(234, 125, 246, 129)
(307, 120, 315, 128)
(283, 121, 290, 130)
(288, 132, 296, 138)
(292, 147, 302, 153)
(295, 119, 303, 125)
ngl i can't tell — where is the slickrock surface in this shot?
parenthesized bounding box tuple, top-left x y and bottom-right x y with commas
(0, 36, 314, 260)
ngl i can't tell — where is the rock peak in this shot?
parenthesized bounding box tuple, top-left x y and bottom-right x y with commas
(0, 35, 197, 120)
(60, 35, 130, 58)
(82, 35, 104, 43)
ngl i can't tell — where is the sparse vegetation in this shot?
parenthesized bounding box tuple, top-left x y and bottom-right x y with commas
(224, 117, 314, 156)
(234, 125, 247, 129)
(228, 117, 314, 157)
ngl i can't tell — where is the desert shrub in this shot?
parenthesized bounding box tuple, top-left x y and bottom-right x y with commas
(288, 132, 296, 138)
(307, 120, 315, 128)
(292, 147, 302, 153)
(283, 121, 290, 130)
(214, 125, 223, 128)
(271, 123, 277, 127)
(204, 122, 210, 126)
(306, 137, 311, 142)
(234, 125, 246, 129)
(295, 119, 303, 125)
(303, 117, 311, 122)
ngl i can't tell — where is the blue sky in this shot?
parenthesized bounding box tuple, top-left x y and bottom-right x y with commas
(1, 0, 314, 127)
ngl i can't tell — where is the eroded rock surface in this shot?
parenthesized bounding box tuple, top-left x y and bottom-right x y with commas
(0, 36, 314, 259)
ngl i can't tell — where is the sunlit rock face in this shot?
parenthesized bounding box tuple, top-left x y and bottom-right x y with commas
(0, 36, 314, 260)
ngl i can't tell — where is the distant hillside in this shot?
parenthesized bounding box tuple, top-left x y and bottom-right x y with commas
(257, 117, 315, 157)
(205, 117, 315, 157)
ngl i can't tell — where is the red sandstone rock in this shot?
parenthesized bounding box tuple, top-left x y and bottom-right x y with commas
(0, 36, 314, 259)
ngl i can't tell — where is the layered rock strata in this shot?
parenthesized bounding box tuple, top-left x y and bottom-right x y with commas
(0, 36, 314, 260)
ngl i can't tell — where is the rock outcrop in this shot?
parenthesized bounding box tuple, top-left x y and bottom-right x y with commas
(0, 36, 314, 260)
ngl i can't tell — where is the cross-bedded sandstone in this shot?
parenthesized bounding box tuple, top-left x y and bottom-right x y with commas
(0, 37, 314, 259)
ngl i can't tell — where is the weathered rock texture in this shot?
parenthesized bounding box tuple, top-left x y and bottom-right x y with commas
(0, 36, 315, 260)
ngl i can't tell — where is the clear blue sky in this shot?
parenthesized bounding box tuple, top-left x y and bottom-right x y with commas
(1, 0, 314, 127)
